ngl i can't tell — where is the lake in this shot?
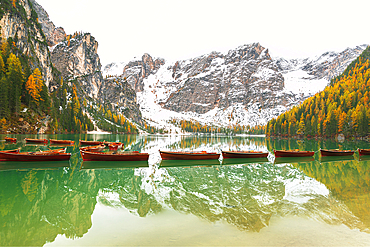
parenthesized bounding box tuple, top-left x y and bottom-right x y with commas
(1, 134, 370, 246)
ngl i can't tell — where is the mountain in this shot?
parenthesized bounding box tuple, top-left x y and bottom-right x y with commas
(266, 46, 370, 138)
(104, 44, 367, 131)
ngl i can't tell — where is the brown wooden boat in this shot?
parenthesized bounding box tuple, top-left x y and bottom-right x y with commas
(5, 137, 17, 143)
(0, 149, 71, 161)
(358, 148, 370, 156)
(24, 138, 48, 144)
(222, 150, 268, 159)
(159, 150, 220, 160)
(49, 139, 75, 145)
(107, 142, 123, 151)
(79, 144, 106, 152)
(79, 140, 105, 146)
(274, 149, 315, 157)
(80, 150, 149, 161)
(320, 149, 355, 156)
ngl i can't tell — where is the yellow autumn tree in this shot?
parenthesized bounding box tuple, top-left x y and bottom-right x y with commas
(26, 68, 44, 106)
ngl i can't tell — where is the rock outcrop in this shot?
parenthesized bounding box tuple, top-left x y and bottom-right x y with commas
(50, 33, 103, 98)
(29, 0, 66, 46)
(0, 0, 56, 88)
(98, 76, 142, 123)
(122, 53, 165, 92)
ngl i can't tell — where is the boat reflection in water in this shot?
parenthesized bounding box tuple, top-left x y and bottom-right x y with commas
(159, 159, 220, 168)
(274, 156, 315, 165)
(80, 160, 148, 169)
(221, 157, 269, 166)
(320, 155, 355, 163)
(0, 160, 70, 171)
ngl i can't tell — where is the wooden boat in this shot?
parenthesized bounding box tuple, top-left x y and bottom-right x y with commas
(24, 138, 48, 144)
(0, 149, 71, 161)
(222, 150, 268, 159)
(80, 150, 149, 161)
(5, 137, 17, 143)
(80, 144, 106, 152)
(49, 139, 75, 145)
(273, 149, 315, 157)
(320, 149, 355, 156)
(358, 148, 370, 156)
(79, 140, 105, 146)
(159, 150, 220, 160)
(107, 142, 123, 151)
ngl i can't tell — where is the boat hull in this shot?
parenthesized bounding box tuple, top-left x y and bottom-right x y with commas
(49, 139, 75, 145)
(80, 144, 106, 152)
(222, 151, 268, 159)
(24, 138, 48, 144)
(160, 151, 220, 160)
(5, 137, 17, 143)
(80, 151, 149, 161)
(358, 148, 370, 156)
(274, 150, 315, 157)
(320, 149, 355, 156)
(0, 151, 71, 161)
(79, 140, 104, 146)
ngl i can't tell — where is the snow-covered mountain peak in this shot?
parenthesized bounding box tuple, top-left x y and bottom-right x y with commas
(103, 43, 368, 131)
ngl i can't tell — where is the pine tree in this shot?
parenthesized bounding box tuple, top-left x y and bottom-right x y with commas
(6, 53, 24, 115)
(0, 77, 9, 118)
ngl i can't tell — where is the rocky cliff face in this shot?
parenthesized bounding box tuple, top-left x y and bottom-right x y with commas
(98, 76, 142, 123)
(122, 53, 165, 92)
(275, 45, 367, 81)
(0, 0, 56, 88)
(50, 33, 103, 98)
(29, 0, 66, 47)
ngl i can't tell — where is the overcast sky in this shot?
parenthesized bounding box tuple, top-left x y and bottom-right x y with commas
(35, 0, 369, 66)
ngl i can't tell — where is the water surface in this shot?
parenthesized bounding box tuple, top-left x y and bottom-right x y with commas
(1, 134, 370, 246)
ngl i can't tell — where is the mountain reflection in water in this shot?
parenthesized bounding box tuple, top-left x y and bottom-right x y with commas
(0, 134, 370, 246)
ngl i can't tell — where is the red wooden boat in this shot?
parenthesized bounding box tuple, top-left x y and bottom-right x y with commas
(107, 142, 123, 151)
(159, 150, 220, 160)
(222, 150, 268, 159)
(79, 140, 105, 146)
(80, 150, 149, 161)
(50, 139, 75, 145)
(274, 149, 315, 157)
(320, 149, 355, 156)
(24, 138, 48, 144)
(80, 144, 106, 152)
(5, 137, 17, 143)
(358, 148, 370, 156)
(0, 149, 71, 161)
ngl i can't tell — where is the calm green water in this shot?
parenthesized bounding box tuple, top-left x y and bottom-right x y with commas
(1, 134, 370, 246)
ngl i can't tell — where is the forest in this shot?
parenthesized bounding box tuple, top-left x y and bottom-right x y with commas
(266, 46, 370, 138)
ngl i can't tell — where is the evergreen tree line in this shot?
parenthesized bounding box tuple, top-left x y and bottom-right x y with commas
(0, 38, 49, 120)
(0, 37, 94, 134)
(266, 46, 370, 138)
(87, 101, 138, 134)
